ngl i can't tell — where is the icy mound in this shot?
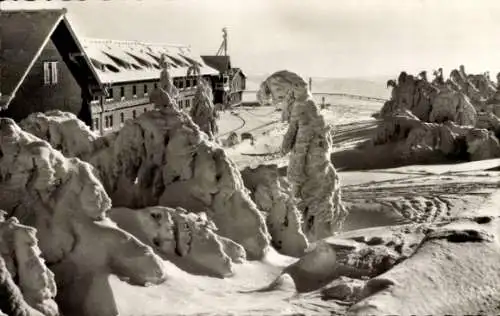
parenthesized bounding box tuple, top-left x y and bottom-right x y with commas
(476, 111, 500, 135)
(19, 108, 270, 259)
(109, 206, 246, 278)
(258, 70, 347, 241)
(349, 217, 500, 315)
(248, 224, 426, 295)
(241, 164, 308, 257)
(0, 118, 167, 316)
(92, 107, 270, 259)
(382, 71, 478, 126)
(19, 111, 99, 158)
(0, 212, 58, 316)
(374, 109, 500, 161)
(429, 87, 477, 126)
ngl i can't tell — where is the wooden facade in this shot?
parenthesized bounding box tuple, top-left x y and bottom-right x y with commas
(2, 37, 84, 122)
(0, 9, 99, 126)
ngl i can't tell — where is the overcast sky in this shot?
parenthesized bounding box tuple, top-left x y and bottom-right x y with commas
(2, 0, 500, 79)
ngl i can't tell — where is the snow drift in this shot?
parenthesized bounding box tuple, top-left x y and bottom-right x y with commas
(0, 118, 167, 316)
(109, 206, 246, 278)
(349, 216, 500, 315)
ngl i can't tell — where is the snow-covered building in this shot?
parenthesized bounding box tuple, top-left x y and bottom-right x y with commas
(0, 8, 243, 135)
(201, 56, 246, 107)
(0, 9, 99, 127)
(81, 38, 219, 133)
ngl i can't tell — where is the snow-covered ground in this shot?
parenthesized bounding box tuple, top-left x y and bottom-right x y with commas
(218, 98, 382, 168)
(111, 98, 500, 316)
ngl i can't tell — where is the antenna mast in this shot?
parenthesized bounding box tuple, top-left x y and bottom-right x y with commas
(216, 27, 228, 56)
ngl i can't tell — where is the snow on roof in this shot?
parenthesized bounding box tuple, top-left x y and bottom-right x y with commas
(80, 38, 219, 84)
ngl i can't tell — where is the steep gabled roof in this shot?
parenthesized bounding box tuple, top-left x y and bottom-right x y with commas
(0, 9, 66, 109)
(200, 55, 232, 73)
(0, 8, 103, 108)
(80, 38, 219, 84)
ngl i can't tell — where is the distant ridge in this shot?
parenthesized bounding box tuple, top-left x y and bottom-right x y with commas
(245, 74, 390, 100)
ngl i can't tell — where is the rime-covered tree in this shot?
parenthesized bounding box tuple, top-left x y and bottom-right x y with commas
(188, 64, 218, 139)
(151, 54, 180, 110)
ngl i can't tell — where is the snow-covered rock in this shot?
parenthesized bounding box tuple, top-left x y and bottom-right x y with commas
(0, 212, 58, 316)
(257, 70, 348, 241)
(476, 111, 500, 133)
(373, 109, 422, 145)
(241, 164, 308, 257)
(252, 225, 424, 295)
(465, 128, 500, 161)
(0, 118, 167, 316)
(349, 217, 500, 315)
(109, 206, 246, 278)
(429, 87, 477, 126)
(374, 109, 500, 161)
(381, 71, 478, 126)
(468, 73, 497, 99)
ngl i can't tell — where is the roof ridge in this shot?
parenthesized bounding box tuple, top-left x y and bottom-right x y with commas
(81, 37, 191, 49)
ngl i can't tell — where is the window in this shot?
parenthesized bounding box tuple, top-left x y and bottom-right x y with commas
(144, 84, 148, 95)
(106, 87, 114, 100)
(132, 85, 137, 97)
(120, 112, 125, 123)
(43, 61, 58, 85)
(185, 99, 190, 108)
(144, 108, 147, 113)
(132, 110, 137, 119)
(104, 114, 113, 129)
(120, 86, 125, 99)
(178, 99, 183, 109)
(154, 82, 158, 89)
(179, 78, 185, 89)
